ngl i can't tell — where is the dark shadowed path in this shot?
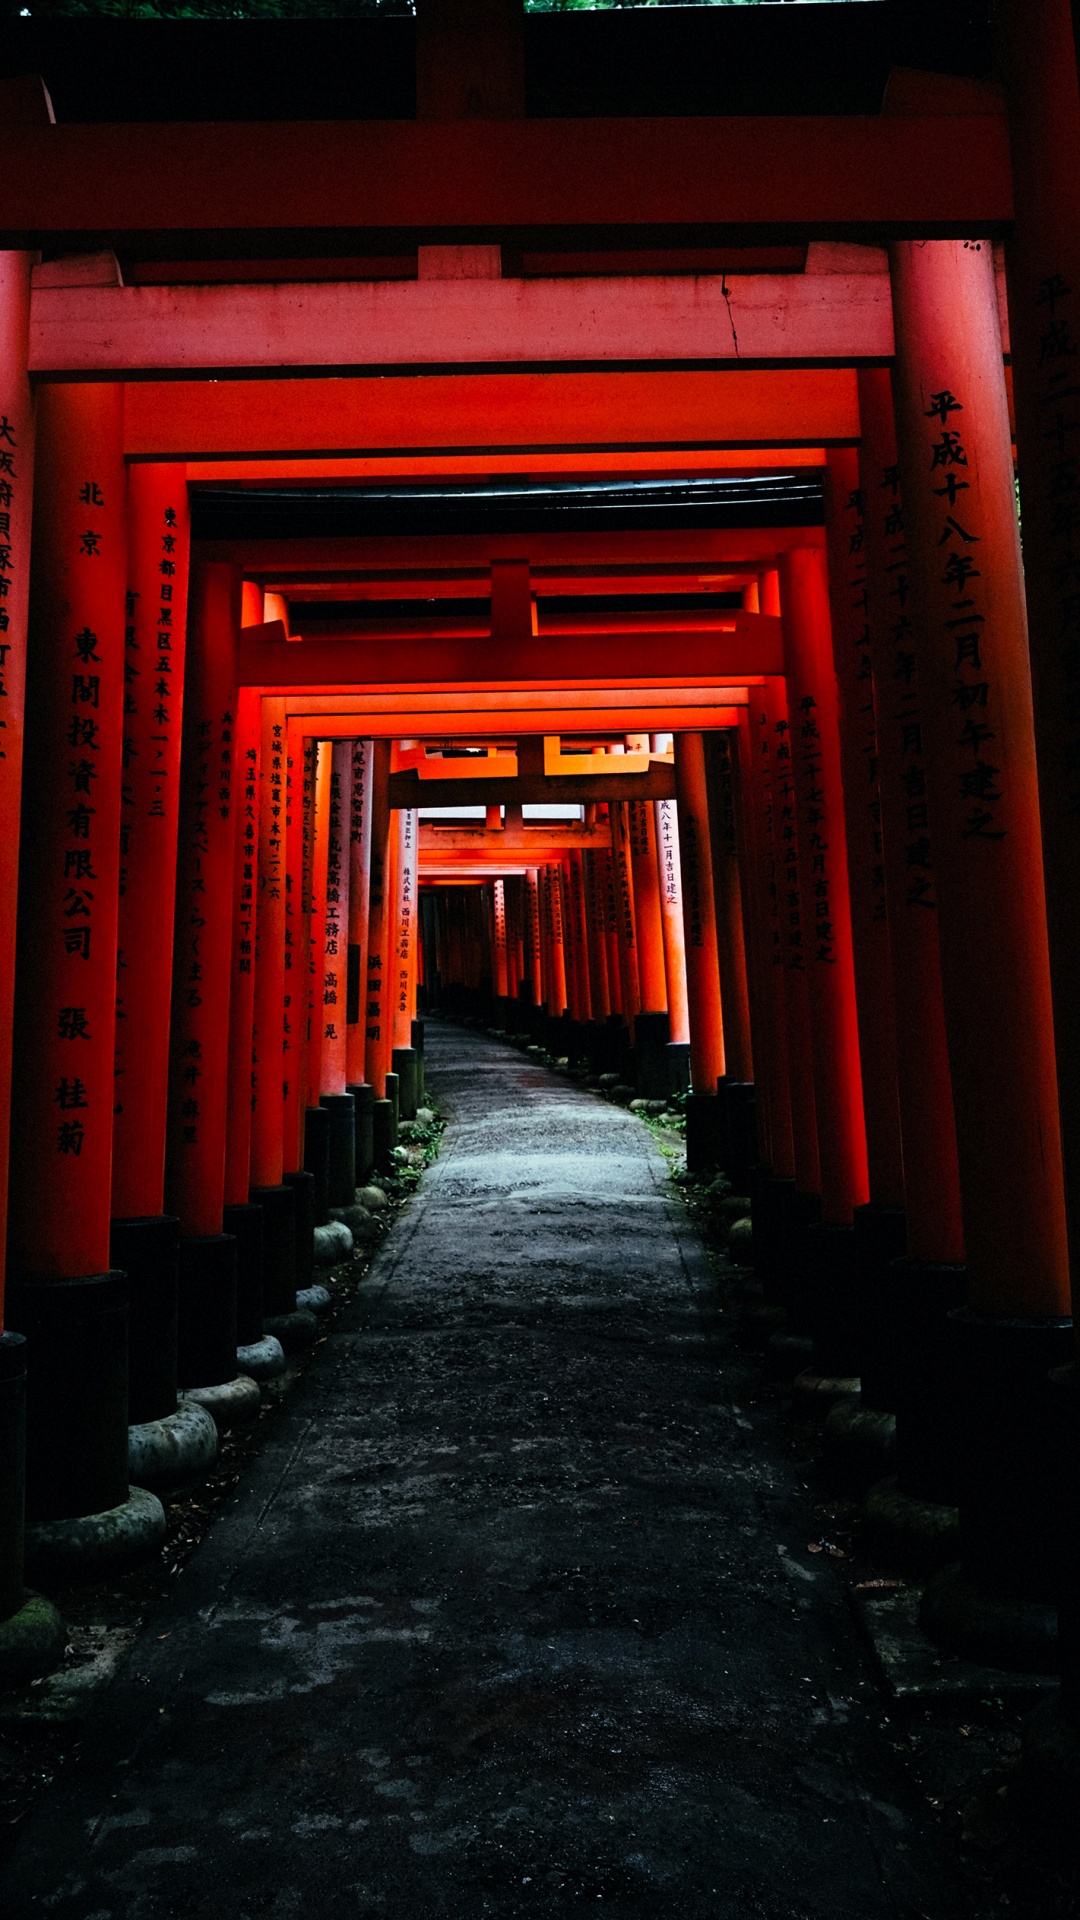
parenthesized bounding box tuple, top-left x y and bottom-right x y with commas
(0, 1022, 966, 1919)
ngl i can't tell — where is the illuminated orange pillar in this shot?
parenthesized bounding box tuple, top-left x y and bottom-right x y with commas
(583, 850, 611, 1022)
(858, 368, 964, 1268)
(525, 866, 544, 1007)
(110, 465, 194, 1434)
(890, 235, 1072, 1653)
(111, 466, 190, 1225)
(674, 732, 726, 1167)
(305, 742, 331, 1113)
(703, 732, 752, 1081)
(766, 673, 821, 1202)
(627, 800, 667, 1015)
(543, 864, 568, 1018)
(250, 697, 287, 1191)
(566, 851, 592, 1024)
(364, 743, 394, 1097)
(890, 239, 1069, 1318)
(823, 450, 905, 1215)
(0, 254, 33, 1335)
(345, 739, 374, 1088)
(738, 701, 795, 1182)
(653, 794, 690, 1060)
(778, 548, 869, 1227)
(391, 805, 419, 1116)
(281, 729, 312, 1175)
(165, 562, 244, 1392)
(321, 741, 351, 1099)
(6, 383, 163, 1549)
(493, 878, 509, 1000)
(221, 682, 267, 1357)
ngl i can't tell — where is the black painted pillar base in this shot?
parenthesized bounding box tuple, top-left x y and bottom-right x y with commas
(283, 1168, 316, 1294)
(919, 1309, 1074, 1673)
(320, 1092, 356, 1206)
(0, 1333, 65, 1678)
(109, 1213, 179, 1426)
(767, 1184, 822, 1317)
(222, 1201, 264, 1347)
(391, 1046, 418, 1121)
(6, 1272, 131, 1524)
(249, 1183, 297, 1317)
(411, 1018, 426, 1102)
(604, 1013, 631, 1079)
(720, 1080, 756, 1195)
(373, 1098, 396, 1173)
(685, 1092, 726, 1175)
(1052, 1364, 1080, 1723)
(303, 1103, 331, 1226)
(633, 1011, 671, 1099)
(665, 1040, 691, 1098)
(385, 1070, 400, 1136)
(176, 1234, 238, 1391)
(889, 1257, 969, 1508)
(853, 1203, 908, 1413)
(803, 1220, 860, 1382)
(347, 1082, 375, 1183)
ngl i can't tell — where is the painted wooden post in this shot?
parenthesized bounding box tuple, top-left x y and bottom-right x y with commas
(890, 235, 1072, 1659)
(525, 866, 544, 1008)
(674, 731, 727, 1168)
(250, 697, 287, 1193)
(740, 697, 795, 1185)
(824, 450, 904, 1213)
(391, 804, 419, 1117)
(8, 382, 164, 1564)
(627, 799, 667, 1015)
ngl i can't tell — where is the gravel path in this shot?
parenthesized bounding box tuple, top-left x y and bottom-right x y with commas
(0, 1020, 965, 1918)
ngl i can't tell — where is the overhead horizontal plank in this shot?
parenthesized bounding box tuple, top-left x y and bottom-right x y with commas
(0, 114, 1011, 236)
(213, 528, 823, 574)
(275, 692, 745, 736)
(126, 368, 857, 458)
(238, 615, 781, 687)
(30, 272, 896, 376)
(390, 767, 676, 806)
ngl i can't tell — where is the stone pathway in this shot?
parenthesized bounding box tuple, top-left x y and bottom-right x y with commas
(0, 1022, 967, 1918)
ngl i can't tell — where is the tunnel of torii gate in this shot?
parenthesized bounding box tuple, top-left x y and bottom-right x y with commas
(3, 0, 1080, 1765)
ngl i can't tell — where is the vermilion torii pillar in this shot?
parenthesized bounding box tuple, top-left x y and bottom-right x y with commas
(525, 865, 544, 1012)
(249, 695, 297, 1327)
(320, 740, 355, 1206)
(391, 804, 419, 1118)
(674, 731, 727, 1170)
(301, 739, 331, 1220)
(346, 737, 375, 1181)
(857, 367, 965, 1501)
(110, 466, 217, 1486)
(165, 561, 259, 1426)
(704, 729, 756, 1191)
(653, 791, 691, 1094)
(823, 452, 904, 1221)
(736, 703, 794, 1186)
(995, 0, 1080, 1714)
(8, 383, 165, 1575)
(890, 236, 1072, 1666)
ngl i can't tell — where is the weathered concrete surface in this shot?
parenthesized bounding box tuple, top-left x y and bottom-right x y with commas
(0, 1024, 967, 1918)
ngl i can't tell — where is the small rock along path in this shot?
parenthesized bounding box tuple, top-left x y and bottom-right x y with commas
(0, 1021, 967, 1919)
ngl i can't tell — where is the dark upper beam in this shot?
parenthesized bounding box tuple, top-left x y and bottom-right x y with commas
(0, 114, 1011, 243)
(390, 766, 676, 807)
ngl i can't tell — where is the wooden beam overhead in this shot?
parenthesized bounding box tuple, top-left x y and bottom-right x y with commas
(0, 113, 1011, 238)
(390, 767, 676, 807)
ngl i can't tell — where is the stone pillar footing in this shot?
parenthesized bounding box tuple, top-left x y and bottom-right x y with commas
(297, 1284, 332, 1315)
(863, 1475, 960, 1576)
(109, 1214, 180, 1426)
(236, 1334, 286, 1382)
(180, 1376, 261, 1431)
(763, 1330, 813, 1383)
(823, 1397, 896, 1494)
(24, 1485, 166, 1586)
(920, 1561, 1057, 1675)
(262, 1309, 319, 1354)
(791, 1368, 860, 1424)
(127, 1398, 218, 1492)
(0, 1592, 67, 1688)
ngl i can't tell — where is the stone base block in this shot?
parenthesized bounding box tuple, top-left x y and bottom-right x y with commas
(296, 1285, 332, 1315)
(25, 1485, 166, 1587)
(823, 1398, 896, 1493)
(128, 1399, 218, 1492)
(763, 1330, 812, 1383)
(864, 1475, 960, 1576)
(920, 1560, 1057, 1675)
(180, 1374, 261, 1431)
(0, 1593, 67, 1688)
(236, 1335, 286, 1382)
(263, 1309, 319, 1353)
(791, 1368, 860, 1422)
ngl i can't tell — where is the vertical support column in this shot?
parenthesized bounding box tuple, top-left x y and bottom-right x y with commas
(704, 729, 756, 1192)
(737, 702, 795, 1185)
(858, 367, 966, 1484)
(673, 732, 727, 1170)
(627, 798, 667, 1014)
(111, 465, 195, 1449)
(492, 877, 509, 1012)
(391, 805, 419, 1119)
(566, 850, 592, 1029)
(890, 237, 1072, 1663)
(525, 865, 544, 1012)
(164, 562, 252, 1417)
(223, 682, 270, 1368)
(320, 740, 355, 1207)
(823, 452, 904, 1218)
(249, 696, 296, 1326)
(302, 741, 331, 1224)
(543, 864, 568, 1030)
(8, 383, 166, 1572)
(653, 789, 691, 1096)
(346, 737, 375, 1181)
(0, 254, 63, 1666)
(282, 729, 312, 1179)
